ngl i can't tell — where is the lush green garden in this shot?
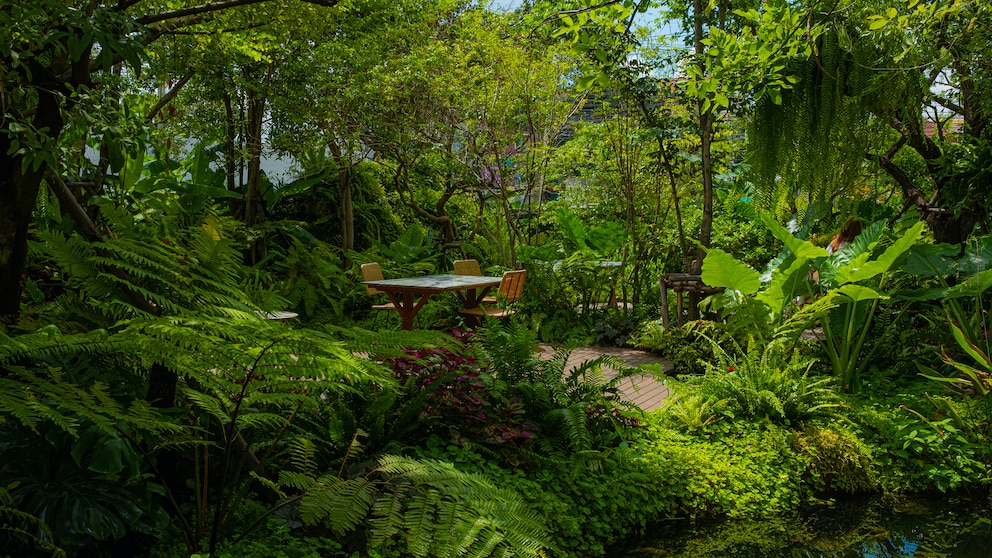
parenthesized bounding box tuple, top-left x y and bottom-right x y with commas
(2, 0, 991, 557)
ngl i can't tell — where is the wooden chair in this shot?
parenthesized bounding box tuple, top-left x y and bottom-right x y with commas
(459, 269, 526, 319)
(453, 259, 482, 276)
(453, 259, 497, 303)
(360, 263, 396, 321)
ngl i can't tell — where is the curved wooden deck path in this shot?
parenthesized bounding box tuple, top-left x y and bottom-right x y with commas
(536, 344, 673, 411)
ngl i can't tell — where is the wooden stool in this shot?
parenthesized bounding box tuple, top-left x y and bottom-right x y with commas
(658, 273, 723, 327)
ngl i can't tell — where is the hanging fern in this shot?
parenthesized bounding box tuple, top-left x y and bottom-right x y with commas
(748, 29, 876, 220)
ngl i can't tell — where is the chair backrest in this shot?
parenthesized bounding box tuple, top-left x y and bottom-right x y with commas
(360, 262, 385, 296)
(453, 259, 482, 276)
(497, 269, 527, 303)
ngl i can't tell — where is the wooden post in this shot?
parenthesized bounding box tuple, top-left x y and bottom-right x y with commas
(659, 275, 670, 328)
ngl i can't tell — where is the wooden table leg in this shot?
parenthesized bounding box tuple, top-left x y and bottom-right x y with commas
(457, 286, 493, 309)
(399, 292, 416, 330)
(383, 291, 433, 330)
(456, 287, 493, 329)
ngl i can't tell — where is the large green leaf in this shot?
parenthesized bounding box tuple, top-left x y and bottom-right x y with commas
(895, 285, 949, 301)
(834, 222, 924, 284)
(834, 284, 887, 303)
(760, 214, 828, 259)
(901, 242, 961, 277)
(949, 322, 992, 368)
(756, 255, 811, 313)
(267, 170, 329, 205)
(557, 208, 589, 250)
(838, 219, 884, 259)
(818, 220, 885, 285)
(946, 268, 992, 298)
(702, 249, 760, 294)
(958, 235, 992, 276)
(118, 151, 145, 192)
(186, 144, 217, 187)
(586, 220, 626, 254)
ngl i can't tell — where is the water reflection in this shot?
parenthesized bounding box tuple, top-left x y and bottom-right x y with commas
(619, 493, 991, 557)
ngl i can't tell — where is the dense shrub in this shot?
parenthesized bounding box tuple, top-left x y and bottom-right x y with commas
(633, 319, 734, 376)
(791, 425, 879, 493)
(636, 423, 809, 519)
(844, 391, 992, 492)
(384, 331, 539, 454)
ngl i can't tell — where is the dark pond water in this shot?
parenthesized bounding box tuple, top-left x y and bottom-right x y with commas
(618, 493, 992, 557)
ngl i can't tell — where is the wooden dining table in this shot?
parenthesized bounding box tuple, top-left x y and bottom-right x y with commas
(362, 273, 503, 330)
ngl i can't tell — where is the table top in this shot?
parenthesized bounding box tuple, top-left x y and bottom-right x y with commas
(363, 273, 503, 293)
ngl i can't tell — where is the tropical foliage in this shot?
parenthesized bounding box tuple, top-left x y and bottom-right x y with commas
(2, 0, 991, 557)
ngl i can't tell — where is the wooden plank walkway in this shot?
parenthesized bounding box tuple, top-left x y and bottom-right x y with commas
(537, 344, 673, 411)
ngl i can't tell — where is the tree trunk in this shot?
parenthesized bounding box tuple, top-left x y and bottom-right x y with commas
(875, 133, 980, 245)
(328, 142, 355, 252)
(0, 167, 44, 323)
(340, 166, 355, 253)
(223, 88, 239, 210)
(242, 78, 268, 266)
(694, 109, 715, 272)
(688, 0, 716, 320)
(0, 78, 68, 322)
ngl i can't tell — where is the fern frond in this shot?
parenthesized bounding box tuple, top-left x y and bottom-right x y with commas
(233, 412, 291, 432)
(0, 360, 176, 439)
(297, 455, 549, 557)
(327, 325, 459, 362)
(404, 489, 440, 557)
(545, 405, 593, 452)
(183, 390, 233, 424)
(151, 435, 214, 453)
(303, 477, 377, 535)
(248, 471, 286, 500)
(278, 470, 318, 492)
(0, 486, 65, 558)
(368, 486, 405, 546)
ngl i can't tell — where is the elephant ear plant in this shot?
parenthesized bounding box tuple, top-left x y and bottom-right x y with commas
(701, 214, 926, 393)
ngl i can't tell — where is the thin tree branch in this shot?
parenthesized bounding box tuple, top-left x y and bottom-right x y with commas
(932, 93, 965, 116)
(137, 0, 271, 26)
(45, 169, 104, 244)
(535, 0, 626, 28)
(45, 167, 161, 315)
(154, 22, 268, 35)
(137, 0, 340, 26)
(145, 68, 195, 121)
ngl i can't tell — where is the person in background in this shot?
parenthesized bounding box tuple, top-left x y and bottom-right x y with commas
(828, 217, 863, 254)
(797, 216, 863, 308)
